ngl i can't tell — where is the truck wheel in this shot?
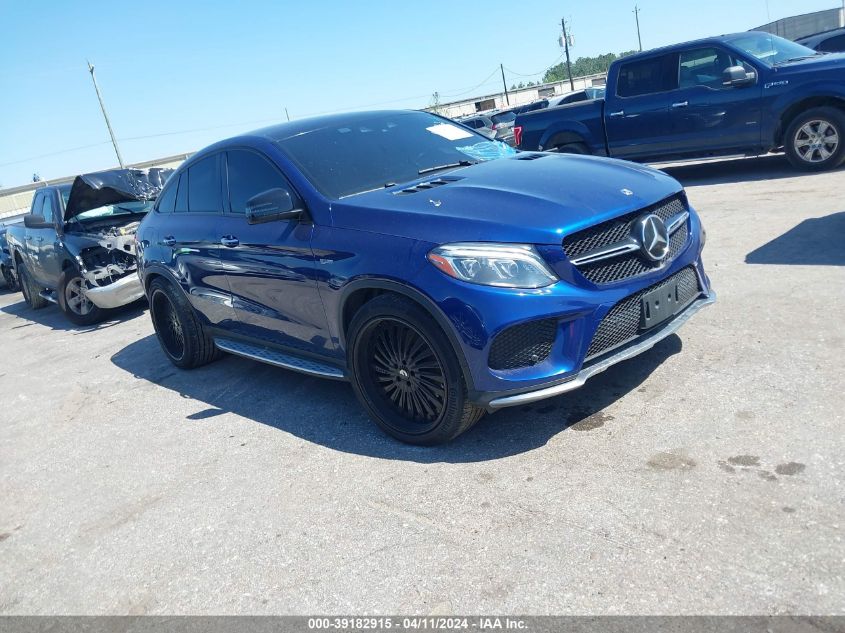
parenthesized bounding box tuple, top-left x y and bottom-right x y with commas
(784, 107, 845, 171)
(2, 265, 19, 292)
(148, 277, 220, 369)
(347, 294, 485, 445)
(58, 270, 104, 326)
(555, 142, 590, 155)
(18, 262, 48, 310)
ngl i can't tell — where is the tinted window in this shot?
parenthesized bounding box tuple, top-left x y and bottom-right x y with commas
(679, 47, 736, 89)
(174, 174, 188, 212)
(276, 111, 514, 199)
(41, 194, 55, 224)
(617, 55, 677, 97)
(818, 34, 845, 52)
(30, 192, 44, 216)
(156, 179, 178, 213)
(491, 111, 516, 124)
(562, 92, 588, 104)
(226, 150, 292, 214)
(187, 155, 222, 213)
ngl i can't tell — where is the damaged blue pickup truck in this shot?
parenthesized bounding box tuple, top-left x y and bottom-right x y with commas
(6, 168, 171, 325)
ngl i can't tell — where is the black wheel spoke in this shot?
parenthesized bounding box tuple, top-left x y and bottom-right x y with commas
(363, 317, 447, 427)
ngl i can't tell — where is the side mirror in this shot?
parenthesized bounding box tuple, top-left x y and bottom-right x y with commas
(723, 66, 756, 87)
(245, 188, 303, 225)
(24, 214, 51, 229)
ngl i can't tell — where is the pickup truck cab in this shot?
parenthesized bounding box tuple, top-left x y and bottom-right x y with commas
(515, 32, 845, 171)
(6, 169, 171, 324)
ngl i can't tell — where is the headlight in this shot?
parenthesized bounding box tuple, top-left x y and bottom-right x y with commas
(427, 243, 557, 288)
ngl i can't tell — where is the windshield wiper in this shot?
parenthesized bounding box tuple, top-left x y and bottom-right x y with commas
(418, 160, 478, 175)
(774, 54, 818, 65)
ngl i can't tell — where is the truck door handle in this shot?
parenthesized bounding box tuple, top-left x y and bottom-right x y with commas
(672, 101, 689, 108)
(24, 235, 32, 241)
(609, 110, 625, 117)
(161, 236, 176, 247)
(220, 236, 240, 248)
(35, 236, 43, 242)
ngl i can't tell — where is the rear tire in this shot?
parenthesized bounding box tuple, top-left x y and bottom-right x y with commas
(58, 270, 105, 326)
(784, 107, 845, 171)
(148, 277, 220, 369)
(347, 294, 485, 445)
(2, 265, 19, 293)
(18, 262, 47, 309)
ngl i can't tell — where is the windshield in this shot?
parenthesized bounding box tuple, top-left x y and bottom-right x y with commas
(73, 200, 155, 222)
(59, 184, 71, 208)
(725, 32, 819, 66)
(275, 111, 516, 198)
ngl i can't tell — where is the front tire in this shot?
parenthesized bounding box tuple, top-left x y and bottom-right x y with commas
(58, 270, 105, 325)
(784, 107, 845, 171)
(347, 294, 484, 445)
(18, 262, 48, 310)
(148, 277, 220, 369)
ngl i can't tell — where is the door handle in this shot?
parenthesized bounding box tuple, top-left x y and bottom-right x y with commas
(35, 236, 44, 242)
(24, 235, 32, 241)
(609, 110, 625, 117)
(220, 236, 240, 248)
(672, 101, 689, 108)
(161, 236, 176, 247)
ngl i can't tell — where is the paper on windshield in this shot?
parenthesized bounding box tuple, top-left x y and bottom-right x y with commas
(426, 123, 474, 141)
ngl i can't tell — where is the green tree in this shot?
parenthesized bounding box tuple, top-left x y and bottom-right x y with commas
(542, 50, 638, 83)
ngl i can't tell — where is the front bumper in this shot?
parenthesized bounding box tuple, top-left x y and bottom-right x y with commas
(84, 274, 145, 309)
(484, 289, 715, 409)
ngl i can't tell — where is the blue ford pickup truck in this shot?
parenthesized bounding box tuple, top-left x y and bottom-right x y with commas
(515, 32, 845, 171)
(137, 110, 713, 445)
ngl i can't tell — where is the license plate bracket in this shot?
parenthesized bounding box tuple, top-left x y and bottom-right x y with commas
(640, 279, 681, 329)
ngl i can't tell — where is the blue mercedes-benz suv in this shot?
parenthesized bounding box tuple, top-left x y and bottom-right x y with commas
(136, 109, 714, 444)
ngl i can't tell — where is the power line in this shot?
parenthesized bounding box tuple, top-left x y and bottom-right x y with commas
(503, 54, 565, 78)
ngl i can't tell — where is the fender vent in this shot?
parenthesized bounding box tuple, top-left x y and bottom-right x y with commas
(395, 176, 461, 195)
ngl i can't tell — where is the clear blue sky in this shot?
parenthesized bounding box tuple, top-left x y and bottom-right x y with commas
(0, 0, 837, 187)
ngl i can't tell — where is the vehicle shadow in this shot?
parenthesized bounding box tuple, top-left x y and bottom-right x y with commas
(0, 297, 147, 333)
(746, 211, 845, 266)
(111, 333, 682, 463)
(658, 155, 826, 186)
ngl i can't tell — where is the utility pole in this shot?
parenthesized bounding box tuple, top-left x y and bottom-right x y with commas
(500, 64, 510, 105)
(560, 18, 575, 91)
(633, 5, 643, 52)
(87, 61, 125, 168)
(285, 107, 290, 122)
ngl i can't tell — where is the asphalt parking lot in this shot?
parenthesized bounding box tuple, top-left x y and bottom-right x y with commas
(0, 155, 843, 615)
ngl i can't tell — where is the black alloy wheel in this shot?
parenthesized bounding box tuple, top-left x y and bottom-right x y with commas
(366, 318, 448, 429)
(347, 294, 485, 445)
(151, 287, 186, 362)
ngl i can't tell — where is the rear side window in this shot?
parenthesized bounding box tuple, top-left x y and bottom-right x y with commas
(187, 155, 222, 213)
(226, 149, 296, 214)
(156, 179, 178, 214)
(818, 34, 845, 52)
(491, 111, 516, 124)
(617, 54, 677, 97)
(175, 174, 188, 212)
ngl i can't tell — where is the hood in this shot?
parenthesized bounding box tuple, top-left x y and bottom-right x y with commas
(64, 167, 174, 221)
(773, 52, 845, 73)
(330, 153, 683, 245)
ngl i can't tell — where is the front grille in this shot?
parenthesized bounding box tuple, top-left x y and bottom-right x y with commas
(563, 194, 689, 285)
(585, 266, 700, 360)
(489, 318, 557, 370)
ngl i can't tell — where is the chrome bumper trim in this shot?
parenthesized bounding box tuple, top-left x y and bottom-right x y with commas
(84, 274, 145, 309)
(486, 290, 716, 410)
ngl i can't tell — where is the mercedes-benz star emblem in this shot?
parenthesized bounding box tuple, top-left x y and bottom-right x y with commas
(620, 188, 634, 196)
(637, 214, 669, 261)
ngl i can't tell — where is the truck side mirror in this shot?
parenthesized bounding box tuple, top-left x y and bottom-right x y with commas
(24, 214, 52, 229)
(245, 188, 303, 225)
(723, 66, 756, 87)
